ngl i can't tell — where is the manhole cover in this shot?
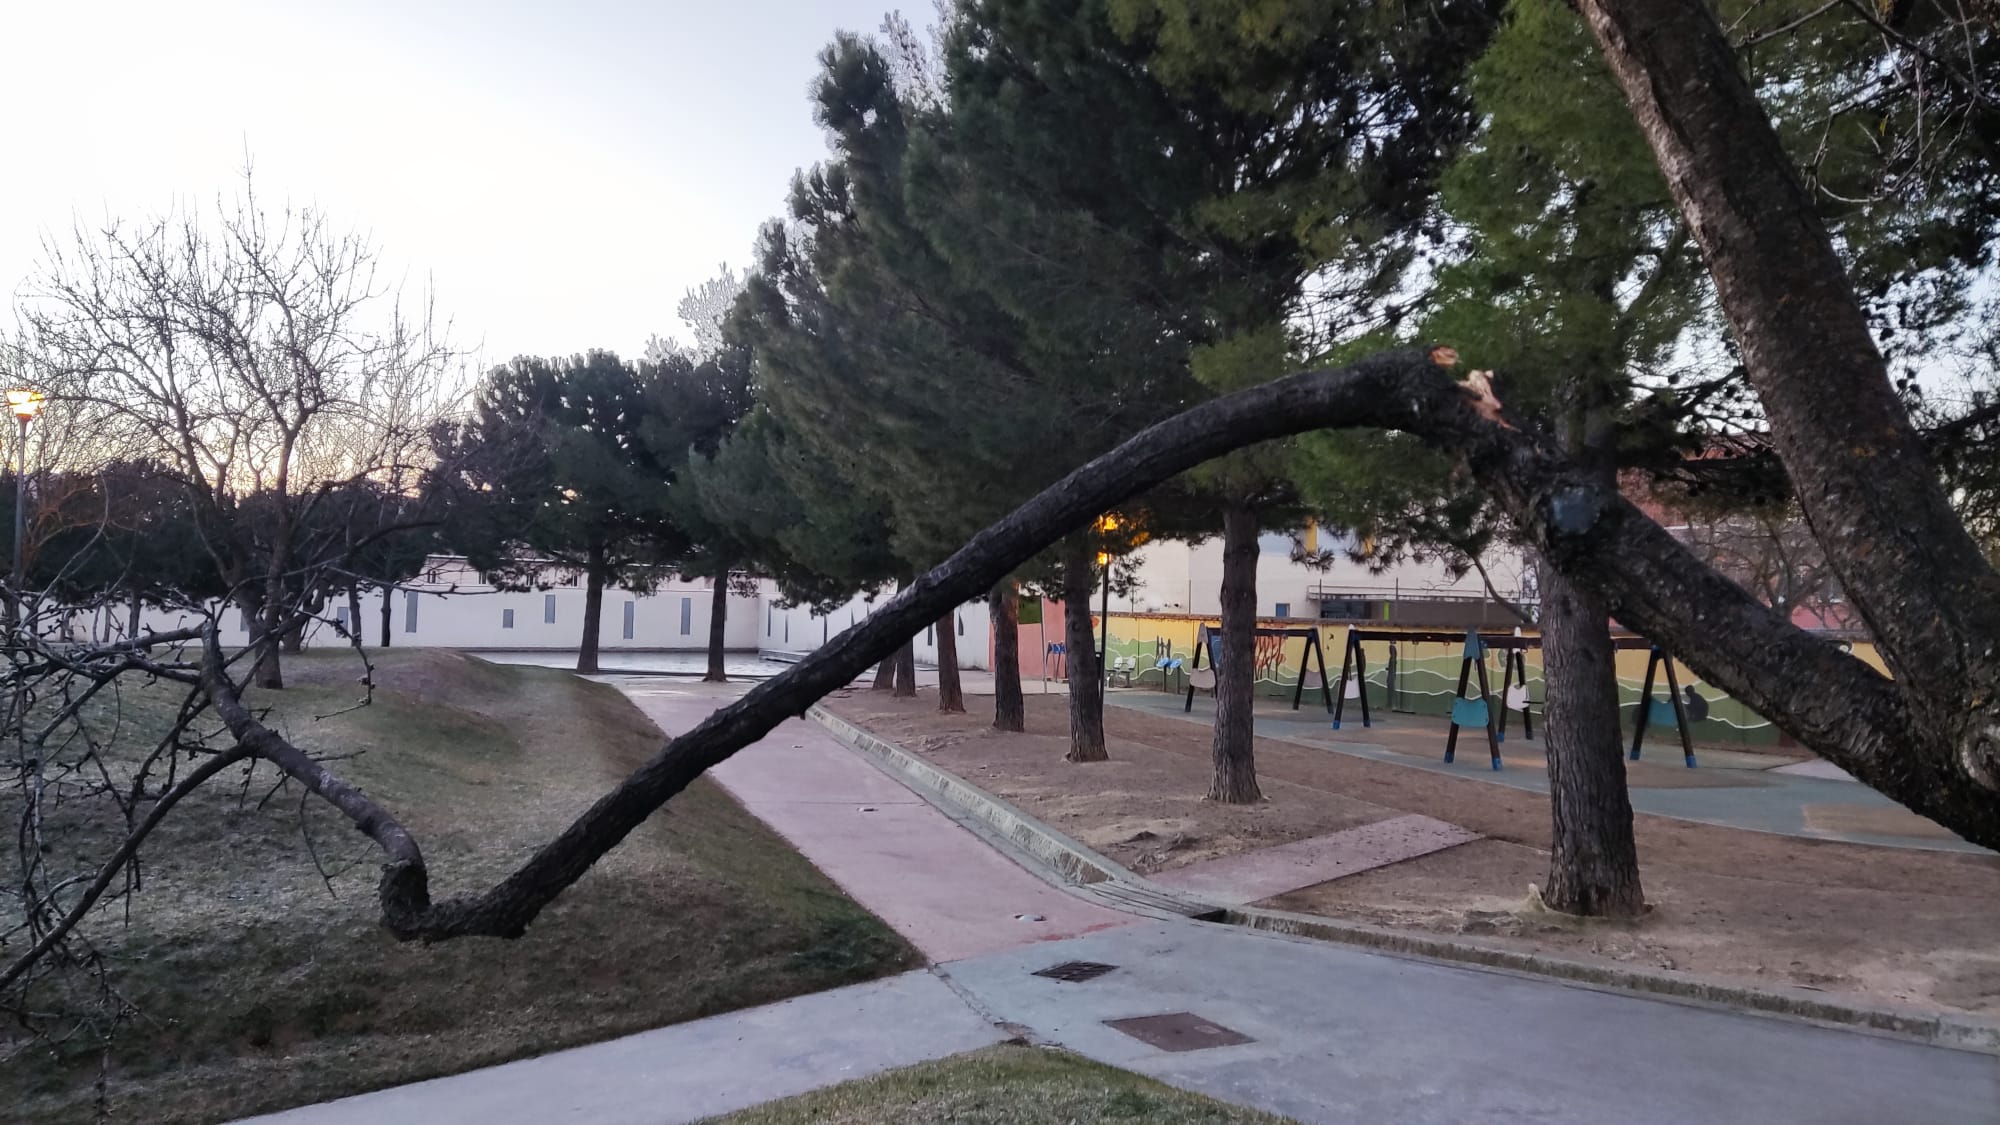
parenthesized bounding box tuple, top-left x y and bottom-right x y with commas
(1032, 960, 1118, 983)
(1103, 1012, 1254, 1052)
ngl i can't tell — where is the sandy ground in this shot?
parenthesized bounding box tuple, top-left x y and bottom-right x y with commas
(827, 689, 2000, 1017)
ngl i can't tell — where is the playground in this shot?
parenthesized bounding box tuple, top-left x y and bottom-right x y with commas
(825, 688, 2000, 1018)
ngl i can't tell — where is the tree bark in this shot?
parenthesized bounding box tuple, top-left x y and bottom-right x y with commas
(703, 574, 729, 683)
(346, 585, 363, 649)
(1537, 553, 1645, 916)
(1577, 0, 2000, 792)
(991, 579, 1025, 732)
(126, 592, 142, 641)
(1209, 503, 1262, 803)
(935, 611, 965, 713)
(1062, 535, 1107, 762)
(379, 584, 393, 648)
(577, 549, 606, 675)
(872, 656, 895, 690)
(893, 637, 917, 697)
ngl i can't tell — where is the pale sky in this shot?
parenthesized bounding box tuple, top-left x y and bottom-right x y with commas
(0, 0, 899, 366)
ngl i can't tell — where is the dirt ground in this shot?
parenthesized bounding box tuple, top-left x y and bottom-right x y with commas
(827, 690, 2000, 1018)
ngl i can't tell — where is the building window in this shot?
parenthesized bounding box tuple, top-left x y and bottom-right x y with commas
(784, 617, 789, 643)
(404, 590, 419, 633)
(679, 597, 692, 635)
(544, 593, 557, 624)
(335, 605, 349, 630)
(767, 604, 774, 634)
(957, 613, 965, 636)
(1274, 602, 1291, 619)
(502, 608, 515, 629)
(238, 607, 249, 632)
(926, 624, 935, 645)
(623, 600, 636, 640)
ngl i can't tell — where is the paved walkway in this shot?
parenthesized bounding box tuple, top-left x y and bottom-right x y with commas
(1109, 690, 1989, 853)
(241, 679, 1999, 1125)
(614, 679, 1130, 962)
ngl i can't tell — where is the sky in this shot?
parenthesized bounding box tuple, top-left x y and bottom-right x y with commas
(0, 0, 901, 366)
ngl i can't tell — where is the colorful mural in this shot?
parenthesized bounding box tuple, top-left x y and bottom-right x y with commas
(1093, 612, 1876, 747)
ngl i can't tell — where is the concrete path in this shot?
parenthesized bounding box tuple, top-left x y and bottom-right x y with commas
(942, 920, 1999, 1125)
(611, 679, 1131, 962)
(242, 970, 1005, 1125)
(239, 677, 1999, 1125)
(1110, 690, 1989, 853)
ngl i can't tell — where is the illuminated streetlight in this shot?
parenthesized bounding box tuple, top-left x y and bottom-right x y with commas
(8, 388, 45, 606)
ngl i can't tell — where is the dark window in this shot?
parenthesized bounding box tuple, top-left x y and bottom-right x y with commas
(1274, 602, 1291, 619)
(679, 597, 692, 635)
(404, 590, 419, 633)
(622, 600, 635, 640)
(502, 608, 515, 629)
(544, 594, 557, 624)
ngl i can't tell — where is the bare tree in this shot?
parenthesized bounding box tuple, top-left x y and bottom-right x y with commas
(20, 173, 460, 688)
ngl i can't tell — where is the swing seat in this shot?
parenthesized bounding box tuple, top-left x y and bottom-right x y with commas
(1189, 668, 1216, 691)
(1451, 697, 1491, 729)
(1646, 699, 1679, 728)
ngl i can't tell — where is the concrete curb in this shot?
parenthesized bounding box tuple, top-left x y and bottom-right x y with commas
(806, 705, 2000, 1057)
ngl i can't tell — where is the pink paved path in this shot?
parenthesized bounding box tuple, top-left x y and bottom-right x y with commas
(609, 680, 1134, 962)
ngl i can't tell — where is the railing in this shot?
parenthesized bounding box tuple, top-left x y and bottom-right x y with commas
(1306, 584, 1537, 628)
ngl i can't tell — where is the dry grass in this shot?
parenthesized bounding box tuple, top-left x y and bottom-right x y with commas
(700, 1044, 1295, 1124)
(5, 649, 917, 1124)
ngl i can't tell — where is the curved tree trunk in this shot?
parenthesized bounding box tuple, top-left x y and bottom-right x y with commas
(893, 637, 917, 697)
(1063, 535, 1107, 762)
(935, 611, 965, 713)
(78, 347, 2000, 950)
(1209, 503, 1262, 803)
(703, 575, 729, 683)
(873, 657, 896, 690)
(379, 584, 394, 648)
(346, 585, 363, 649)
(1537, 553, 1645, 916)
(577, 552, 606, 675)
(991, 579, 1025, 732)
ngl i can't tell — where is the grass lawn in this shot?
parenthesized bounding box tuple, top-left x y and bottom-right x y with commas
(702, 1044, 1294, 1124)
(4, 649, 917, 1124)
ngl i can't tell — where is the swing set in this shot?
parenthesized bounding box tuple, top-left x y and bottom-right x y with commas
(1182, 624, 1334, 713)
(1329, 627, 1704, 770)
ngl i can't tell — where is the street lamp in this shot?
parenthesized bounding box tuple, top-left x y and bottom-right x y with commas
(7, 389, 44, 597)
(1095, 514, 1119, 678)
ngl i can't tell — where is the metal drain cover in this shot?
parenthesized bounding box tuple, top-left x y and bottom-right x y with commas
(1032, 960, 1118, 983)
(1104, 1012, 1254, 1052)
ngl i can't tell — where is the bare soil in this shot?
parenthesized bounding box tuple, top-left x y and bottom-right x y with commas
(828, 690, 2000, 1017)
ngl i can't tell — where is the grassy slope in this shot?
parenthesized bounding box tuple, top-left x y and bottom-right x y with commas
(702, 1045, 1296, 1124)
(6, 650, 917, 1124)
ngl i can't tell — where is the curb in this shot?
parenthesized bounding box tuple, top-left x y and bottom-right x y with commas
(806, 705, 2000, 1057)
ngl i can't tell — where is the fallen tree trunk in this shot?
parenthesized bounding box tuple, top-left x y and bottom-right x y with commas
(163, 344, 1972, 946)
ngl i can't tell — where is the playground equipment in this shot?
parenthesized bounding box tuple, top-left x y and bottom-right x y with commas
(1043, 641, 1066, 684)
(1443, 630, 1504, 771)
(1626, 641, 1700, 768)
(1333, 626, 1537, 732)
(1183, 624, 1335, 713)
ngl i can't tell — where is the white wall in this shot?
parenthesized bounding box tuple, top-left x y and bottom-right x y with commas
(118, 578, 761, 653)
(757, 588, 991, 671)
(1119, 534, 1528, 620)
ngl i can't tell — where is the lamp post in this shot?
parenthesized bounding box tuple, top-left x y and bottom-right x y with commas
(1095, 514, 1119, 678)
(5, 389, 43, 612)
